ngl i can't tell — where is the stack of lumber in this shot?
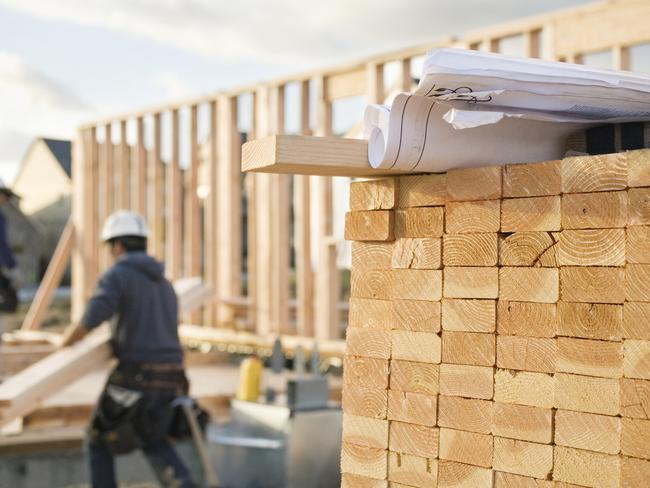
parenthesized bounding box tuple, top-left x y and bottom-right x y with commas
(341, 149, 650, 488)
(2, 330, 63, 346)
(179, 324, 346, 358)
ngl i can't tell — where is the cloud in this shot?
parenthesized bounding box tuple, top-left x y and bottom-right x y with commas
(0, 0, 593, 65)
(0, 52, 92, 175)
(152, 71, 195, 99)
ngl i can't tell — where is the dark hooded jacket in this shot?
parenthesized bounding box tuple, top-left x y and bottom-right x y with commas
(81, 252, 183, 364)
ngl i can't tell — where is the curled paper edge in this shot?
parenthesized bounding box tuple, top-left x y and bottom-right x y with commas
(368, 127, 386, 169)
(443, 107, 521, 129)
(363, 104, 390, 139)
(364, 104, 392, 168)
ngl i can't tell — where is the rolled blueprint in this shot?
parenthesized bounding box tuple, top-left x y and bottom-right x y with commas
(366, 95, 582, 171)
(365, 48, 650, 173)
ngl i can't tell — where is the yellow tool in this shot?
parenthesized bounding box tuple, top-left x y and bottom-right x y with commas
(236, 355, 262, 402)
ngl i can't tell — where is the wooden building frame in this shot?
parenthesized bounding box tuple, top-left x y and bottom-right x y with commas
(60, 0, 649, 347)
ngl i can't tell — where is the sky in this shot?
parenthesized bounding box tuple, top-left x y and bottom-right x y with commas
(0, 0, 600, 180)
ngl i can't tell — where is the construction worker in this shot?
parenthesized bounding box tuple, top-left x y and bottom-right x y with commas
(61, 210, 196, 488)
(0, 180, 21, 339)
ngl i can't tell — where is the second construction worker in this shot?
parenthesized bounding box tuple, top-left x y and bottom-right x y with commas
(0, 180, 22, 339)
(61, 210, 195, 488)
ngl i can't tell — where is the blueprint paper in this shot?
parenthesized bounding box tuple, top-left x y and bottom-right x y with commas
(365, 48, 650, 172)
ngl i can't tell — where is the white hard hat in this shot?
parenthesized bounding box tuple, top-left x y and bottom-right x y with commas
(101, 210, 149, 242)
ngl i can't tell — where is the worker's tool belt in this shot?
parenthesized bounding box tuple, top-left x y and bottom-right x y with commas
(112, 361, 189, 393)
(88, 361, 189, 455)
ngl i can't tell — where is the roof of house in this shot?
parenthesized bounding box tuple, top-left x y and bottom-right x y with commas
(41, 138, 72, 177)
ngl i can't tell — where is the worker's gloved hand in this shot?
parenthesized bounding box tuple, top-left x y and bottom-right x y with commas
(4, 267, 23, 290)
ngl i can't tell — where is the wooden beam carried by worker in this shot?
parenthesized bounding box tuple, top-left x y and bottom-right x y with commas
(0, 278, 212, 428)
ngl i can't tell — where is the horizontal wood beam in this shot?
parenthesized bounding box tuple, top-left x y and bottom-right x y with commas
(2, 330, 63, 347)
(552, 0, 650, 59)
(326, 68, 367, 101)
(241, 135, 404, 177)
(179, 324, 346, 358)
